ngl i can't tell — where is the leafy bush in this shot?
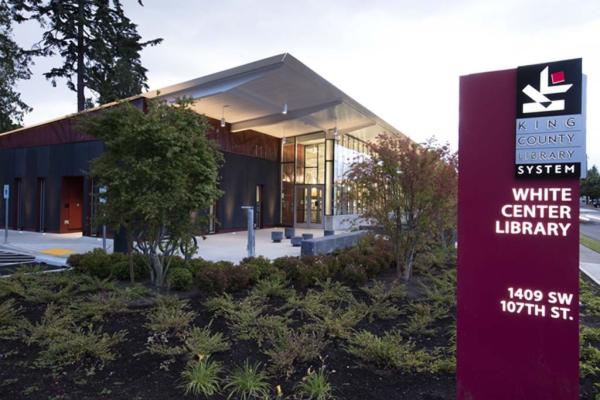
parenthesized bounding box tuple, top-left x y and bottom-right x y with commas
(264, 328, 327, 378)
(167, 256, 188, 271)
(296, 367, 334, 400)
(196, 263, 253, 294)
(68, 249, 150, 281)
(0, 299, 24, 339)
(346, 330, 433, 372)
(240, 256, 279, 281)
(145, 296, 196, 334)
(225, 361, 271, 400)
(181, 357, 222, 397)
(68, 248, 113, 279)
(404, 303, 438, 337)
(275, 257, 331, 289)
(361, 281, 405, 322)
(340, 263, 368, 286)
(188, 258, 214, 275)
(25, 304, 125, 372)
(110, 254, 149, 281)
(168, 268, 193, 291)
(197, 266, 230, 293)
(185, 325, 231, 358)
(251, 277, 293, 301)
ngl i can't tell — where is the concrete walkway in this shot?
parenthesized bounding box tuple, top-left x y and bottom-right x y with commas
(0, 227, 326, 266)
(3, 229, 600, 284)
(580, 244, 600, 285)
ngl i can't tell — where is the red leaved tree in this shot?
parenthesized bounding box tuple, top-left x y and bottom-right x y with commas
(345, 133, 457, 280)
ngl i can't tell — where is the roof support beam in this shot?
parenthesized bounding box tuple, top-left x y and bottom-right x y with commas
(230, 100, 342, 132)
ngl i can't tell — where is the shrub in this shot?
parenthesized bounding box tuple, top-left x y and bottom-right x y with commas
(0, 299, 24, 339)
(69, 249, 151, 281)
(197, 266, 230, 294)
(168, 256, 187, 271)
(361, 281, 405, 322)
(340, 264, 368, 286)
(275, 257, 331, 289)
(25, 304, 125, 372)
(225, 360, 271, 400)
(240, 256, 274, 281)
(251, 277, 293, 300)
(404, 302, 439, 337)
(110, 256, 149, 281)
(196, 264, 253, 294)
(346, 330, 433, 372)
(296, 367, 334, 400)
(181, 357, 222, 397)
(185, 325, 231, 358)
(264, 329, 327, 378)
(228, 266, 253, 292)
(188, 258, 214, 275)
(68, 248, 112, 279)
(145, 296, 196, 334)
(168, 268, 194, 291)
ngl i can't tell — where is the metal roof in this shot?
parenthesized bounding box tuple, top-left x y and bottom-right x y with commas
(1, 53, 404, 142)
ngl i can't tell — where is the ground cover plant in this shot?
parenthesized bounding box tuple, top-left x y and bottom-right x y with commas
(0, 236, 598, 399)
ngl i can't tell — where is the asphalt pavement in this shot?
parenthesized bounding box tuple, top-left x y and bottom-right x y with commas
(581, 204, 600, 242)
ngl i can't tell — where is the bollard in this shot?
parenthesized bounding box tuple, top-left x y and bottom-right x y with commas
(241, 206, 255, 257)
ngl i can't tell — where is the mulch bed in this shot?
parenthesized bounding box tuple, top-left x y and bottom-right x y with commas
(0, 270, 597, 399)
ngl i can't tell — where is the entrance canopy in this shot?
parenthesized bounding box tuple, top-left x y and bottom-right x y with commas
(145, 53, 401, 141)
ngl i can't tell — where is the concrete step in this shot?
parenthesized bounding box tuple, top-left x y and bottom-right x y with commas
(0, 250, 36, 266)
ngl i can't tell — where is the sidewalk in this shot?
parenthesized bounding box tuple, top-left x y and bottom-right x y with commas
(580, 244, 600, 285)
(0, 230, 111, 267)
(0, 227, 325, 266)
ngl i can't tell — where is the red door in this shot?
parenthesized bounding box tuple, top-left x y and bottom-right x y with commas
(60, 177, 84, 233)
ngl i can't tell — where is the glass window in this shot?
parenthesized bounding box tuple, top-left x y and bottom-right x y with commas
(282, 141, 295, 162)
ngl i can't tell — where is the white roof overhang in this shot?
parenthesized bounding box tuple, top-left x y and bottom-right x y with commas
(145, 53, 402, 141)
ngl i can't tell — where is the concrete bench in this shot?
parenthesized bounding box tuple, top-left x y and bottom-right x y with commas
(301, 231, 368, 256)
(271, 231, 283, 243)
(284, 227, 295, 239)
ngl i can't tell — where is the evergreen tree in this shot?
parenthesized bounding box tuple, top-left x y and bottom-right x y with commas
(0, 0, 33, 132)
(582, 165, 600, 202)
(18, 0, 161, 111)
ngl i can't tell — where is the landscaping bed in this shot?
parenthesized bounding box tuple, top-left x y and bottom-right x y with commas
(0, 237, 598, 399)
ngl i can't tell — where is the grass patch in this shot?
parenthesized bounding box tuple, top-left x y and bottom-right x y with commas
(181, 357, 223, 397)
(581, 234, 600, 254)
(225, 360, 271, 400)
(296, 367, 334, 400)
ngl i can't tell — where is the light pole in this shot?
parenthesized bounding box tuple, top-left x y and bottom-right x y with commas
(3, 184, 9, 244)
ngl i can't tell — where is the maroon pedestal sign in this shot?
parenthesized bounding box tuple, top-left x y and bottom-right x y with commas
(457, 68, 580, 398)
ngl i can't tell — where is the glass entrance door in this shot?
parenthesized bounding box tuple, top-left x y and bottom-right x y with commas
(295, 185, 323, 228)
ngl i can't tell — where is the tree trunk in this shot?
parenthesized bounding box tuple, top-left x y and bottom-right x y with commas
(395, 241, 402, 278)
(76, 0, 85, 112)
(403, 246, 415, 282)
(150, 253, 164, 288)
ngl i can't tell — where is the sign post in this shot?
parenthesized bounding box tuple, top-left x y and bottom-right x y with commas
(3, 184, 8, 244)
(99, 186, 107, 251)
(458, 59, 584, 399)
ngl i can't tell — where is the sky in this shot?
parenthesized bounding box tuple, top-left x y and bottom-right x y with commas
(11, 0, 600, 168)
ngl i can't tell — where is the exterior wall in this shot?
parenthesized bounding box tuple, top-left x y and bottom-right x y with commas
(217, 152, 280, 231)
(0, 141, 104, 234)
(0, 107, 282, 235)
